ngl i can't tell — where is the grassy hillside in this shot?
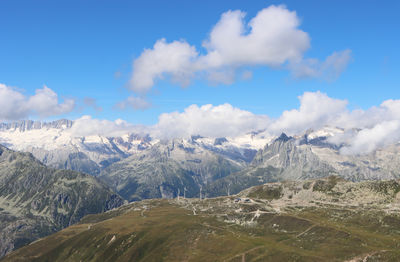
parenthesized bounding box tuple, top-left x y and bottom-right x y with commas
(4, 177, 400, 262)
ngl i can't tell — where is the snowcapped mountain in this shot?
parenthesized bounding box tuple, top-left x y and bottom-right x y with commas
(0, 120, 153, 175)
(3, 119, 400, 202)
(0, 119, 267, 176)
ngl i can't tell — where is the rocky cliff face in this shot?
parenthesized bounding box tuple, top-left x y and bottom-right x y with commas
(252, 132, 400, 181)
(0, 145, 125, 258)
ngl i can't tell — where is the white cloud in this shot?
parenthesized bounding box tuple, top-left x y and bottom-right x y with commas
(153, 104, 270, 138)
(69, 115, 145, 137)
(115, 96, 152, 110)
(128, 5, 351, 95)
(198, 6, 309, 69)
(27, 86, 75, 117)
(0, 84, 75, 121)
(0, 83, 28, 120)
(129, 39, 198, 94)
(339, 121, 400, 155)
(269, 91, 348, 135)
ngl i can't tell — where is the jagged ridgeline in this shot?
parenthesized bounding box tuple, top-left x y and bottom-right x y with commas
(206, 132, 400, 196)
(3, 177, 400, 261)
(0, 145, 124, 258)
(3, 119, 400, 203)
(0, 119, 154, 176)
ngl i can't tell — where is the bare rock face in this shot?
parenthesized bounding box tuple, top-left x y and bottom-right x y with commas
(0, 145, 124, 258)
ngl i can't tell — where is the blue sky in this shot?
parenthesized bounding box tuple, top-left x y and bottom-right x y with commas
(1, 0, 399, 125)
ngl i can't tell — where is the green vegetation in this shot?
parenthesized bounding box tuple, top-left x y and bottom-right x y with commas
(312, 176, 343, 192)
(248, 185, 282, 200)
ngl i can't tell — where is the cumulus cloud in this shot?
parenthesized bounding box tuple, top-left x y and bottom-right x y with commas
(153, 104, 270, 138)
(27, 86, 75, 117)
(129, 39, 198, 94)
(0, 84, 28, 120)
(128, 5, 351, 95)
(115, 96, 152, 110)
(0, 84, 75, 120)
(269, 91, 348, 135)
(198, 7, 309, 69)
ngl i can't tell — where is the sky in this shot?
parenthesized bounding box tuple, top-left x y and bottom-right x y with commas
(1, 0, 400, 147)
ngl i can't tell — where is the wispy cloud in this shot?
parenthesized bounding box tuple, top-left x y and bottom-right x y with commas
(115, 96, 152, 110)
(84, 97, 103, 113)
(289, 49, 352, 80)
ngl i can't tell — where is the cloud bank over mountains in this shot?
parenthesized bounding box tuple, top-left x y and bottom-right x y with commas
(56, 91, 400, 156)
(1, 81, 398, 155)
(125, 5, 352, 108)
(153, 104, 270, 139)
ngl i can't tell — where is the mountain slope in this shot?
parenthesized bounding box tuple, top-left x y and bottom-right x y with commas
(4, 177, 400, 261)
(0, 145, 125, 258)
(99, 139, 243, 201)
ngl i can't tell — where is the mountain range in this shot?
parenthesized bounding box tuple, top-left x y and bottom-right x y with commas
(2, 119, 400, 259)
(2, 119, 400, 202)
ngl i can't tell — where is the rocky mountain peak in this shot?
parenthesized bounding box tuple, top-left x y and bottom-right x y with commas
(275, 132, 292, 142)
